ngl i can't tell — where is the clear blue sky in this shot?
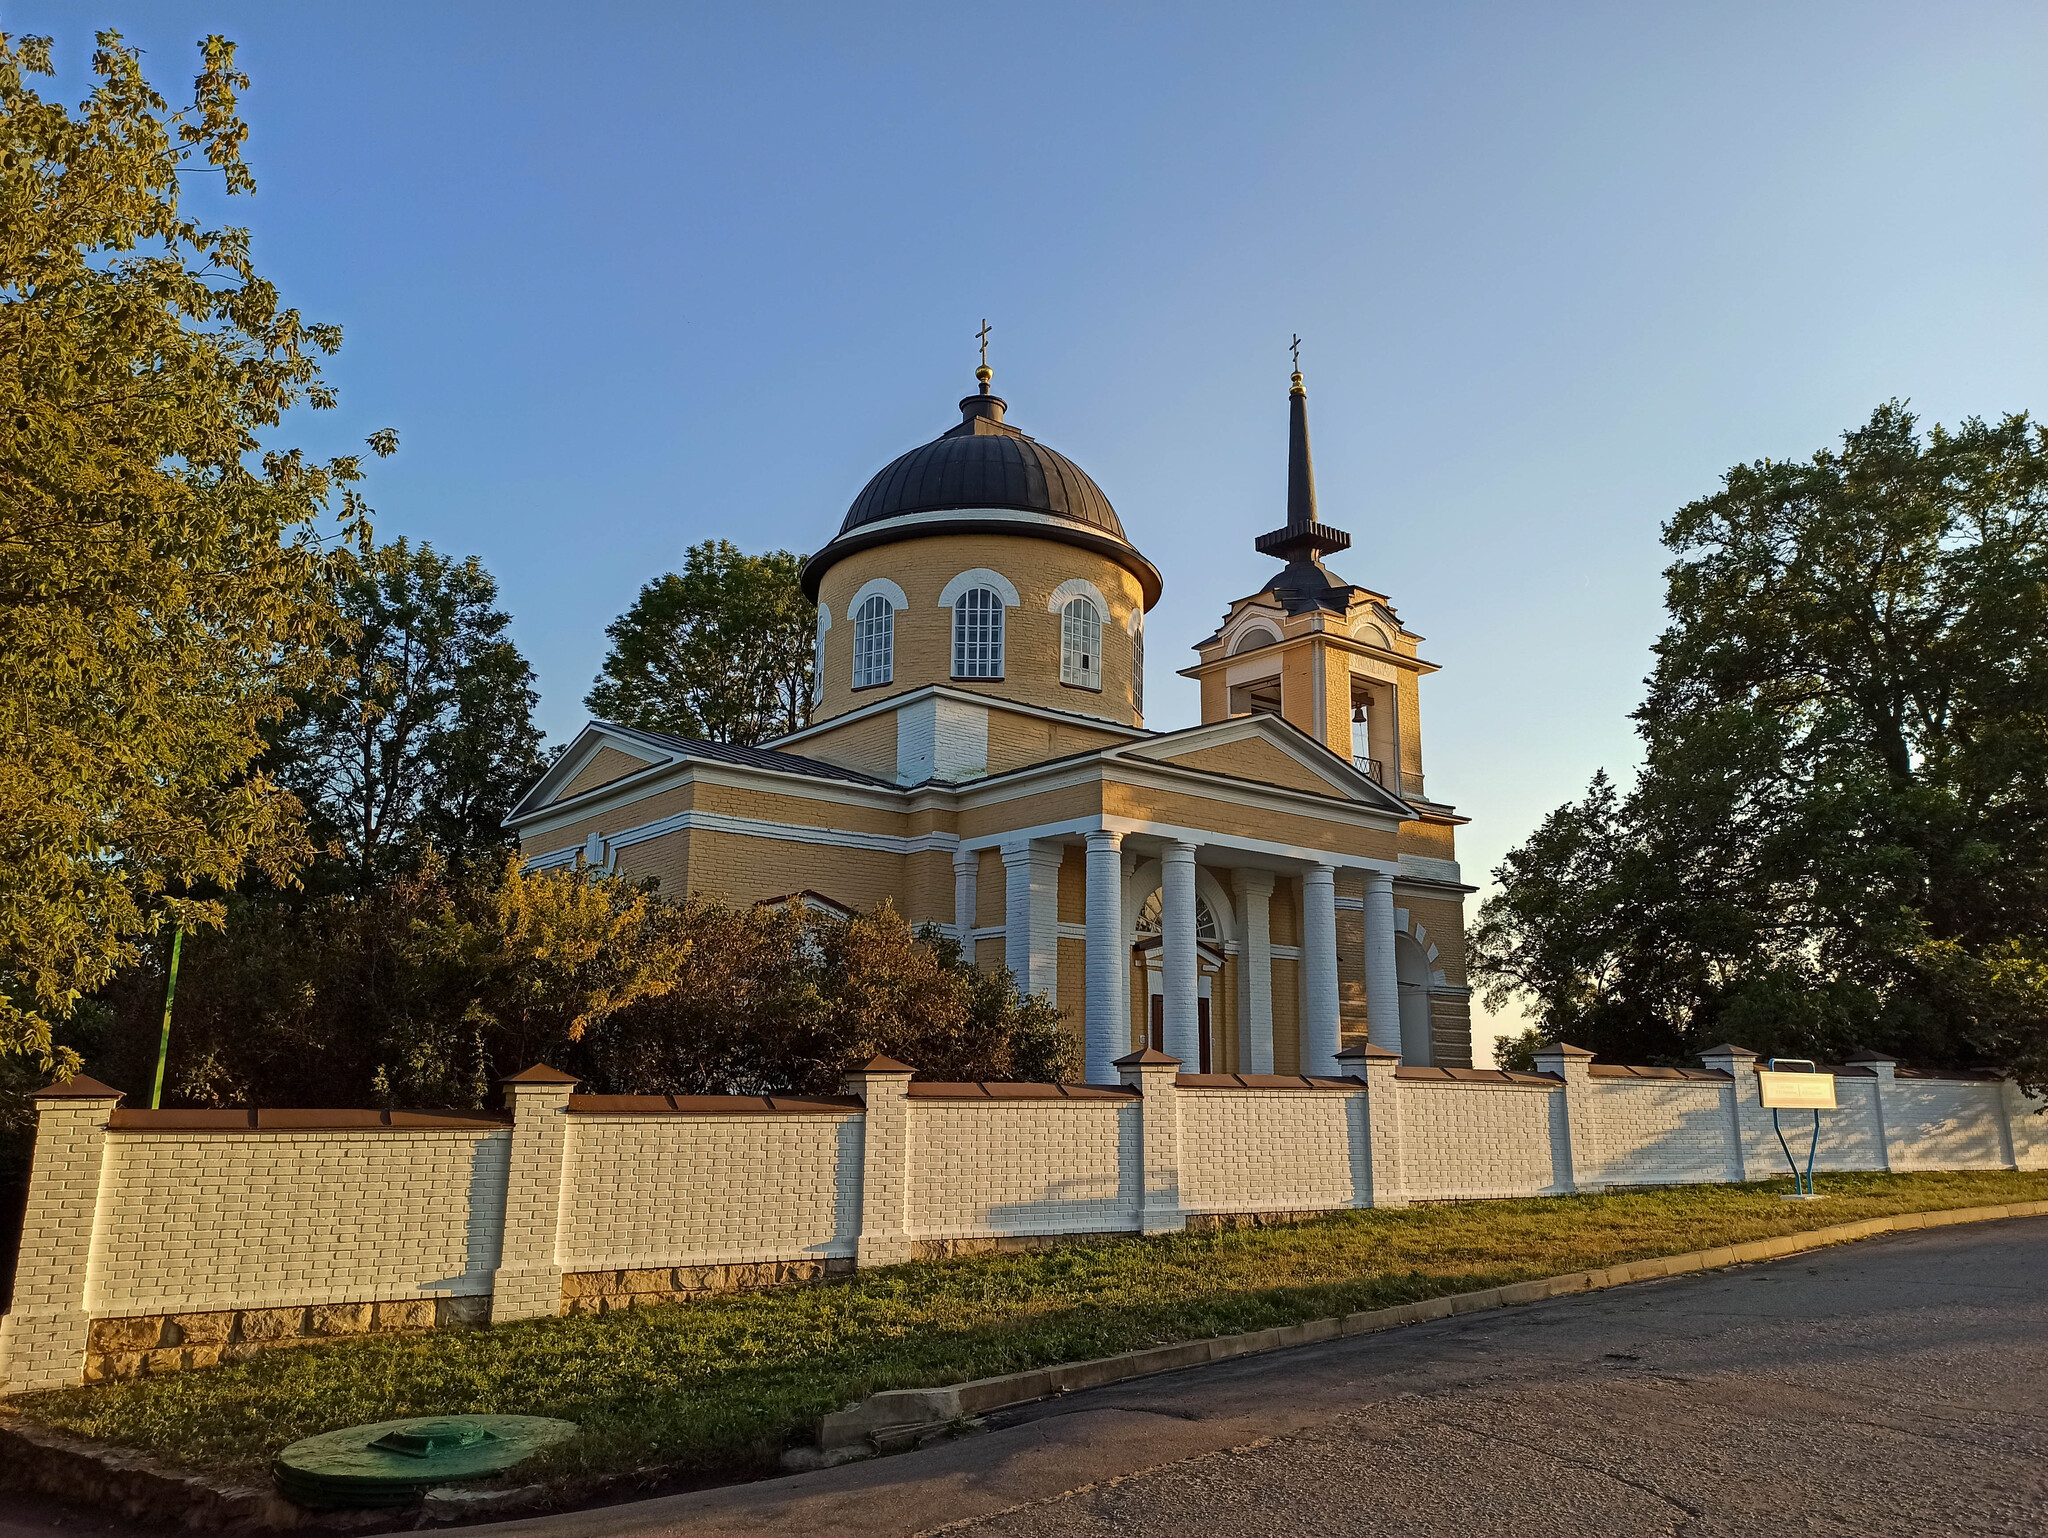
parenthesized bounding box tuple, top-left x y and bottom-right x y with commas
(24, 2, 2048, 1052)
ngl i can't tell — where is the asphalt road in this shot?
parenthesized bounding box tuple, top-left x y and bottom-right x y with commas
(487, 1215, 2048, 1538)
(7, 1218, 2043, 1537)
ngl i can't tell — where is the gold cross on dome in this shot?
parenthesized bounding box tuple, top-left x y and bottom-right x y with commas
(1290, 333, 1302, 372)
(978, 319, 992, 369)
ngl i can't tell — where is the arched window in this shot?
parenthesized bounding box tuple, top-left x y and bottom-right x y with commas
(1230, 623, 1281, 655)
(852, 593, 893, 688)
(952, 586, 1004, 679)
(1135, 889, 1220, 942)
(1131, 611, 1145, 716)
(1060, 597, 1102, 689)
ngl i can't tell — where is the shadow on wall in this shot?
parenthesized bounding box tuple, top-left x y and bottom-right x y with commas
(399, 1134, 512, 1297)
(970, 1113, 1143, 1238)
(835, 1116, 863, 1254)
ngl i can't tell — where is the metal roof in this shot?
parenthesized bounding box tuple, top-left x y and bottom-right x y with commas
(838, 390, 1126, 540)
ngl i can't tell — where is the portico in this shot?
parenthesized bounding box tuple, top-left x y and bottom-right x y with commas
(941, 706, 1429, 1079)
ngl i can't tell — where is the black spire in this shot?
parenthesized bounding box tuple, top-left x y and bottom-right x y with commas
(1255, 368, 1351, 564)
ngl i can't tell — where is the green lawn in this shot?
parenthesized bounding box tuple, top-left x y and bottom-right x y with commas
(14, 1170, 2047, 1495)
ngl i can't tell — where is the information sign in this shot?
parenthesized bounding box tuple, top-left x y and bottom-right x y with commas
(1757, 1069, 1838, 1110)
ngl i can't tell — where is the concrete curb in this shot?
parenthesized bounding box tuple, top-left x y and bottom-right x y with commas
(813, 1199, 2048, 1451)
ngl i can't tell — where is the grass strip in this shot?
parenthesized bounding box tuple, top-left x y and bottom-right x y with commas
(13, 1170, 2048, 1491)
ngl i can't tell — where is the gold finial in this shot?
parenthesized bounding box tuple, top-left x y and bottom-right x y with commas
(976, 319, 993, 390)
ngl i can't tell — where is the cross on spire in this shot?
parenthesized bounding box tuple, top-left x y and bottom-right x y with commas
(977, 319, 992, 369)
(1290, 333, 1301, 372)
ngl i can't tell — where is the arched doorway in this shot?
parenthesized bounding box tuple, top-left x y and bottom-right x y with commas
(1133, 887, 1224, 1071)
(1394, 932, 1434, 1066)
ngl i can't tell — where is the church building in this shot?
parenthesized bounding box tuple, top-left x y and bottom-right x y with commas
(506, 360, 1477, 1075)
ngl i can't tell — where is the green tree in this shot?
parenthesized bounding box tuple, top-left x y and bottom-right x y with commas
(575, 901, 1076, 1095)
(0, 31, 392, 1065)
(267, 538, 547, 883)
(86, 852, 690, 1110)
(586, 541, 814, 743)
(1474, 404, 2048, 1090)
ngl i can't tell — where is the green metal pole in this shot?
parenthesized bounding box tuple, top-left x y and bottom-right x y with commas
(151, 926, 184, 1111)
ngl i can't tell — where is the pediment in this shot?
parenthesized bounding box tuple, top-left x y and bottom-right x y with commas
(1110, 715, 1411, 816)
(507, 723, 678, 823)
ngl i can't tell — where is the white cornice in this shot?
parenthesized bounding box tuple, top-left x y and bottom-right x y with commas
(510, 756, 910, 842)
(766, 684, 1147, 750)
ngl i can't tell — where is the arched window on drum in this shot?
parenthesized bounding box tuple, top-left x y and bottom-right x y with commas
(852, 593, 894, 688)
(952, 586, 1005, 679)
(1060, 596, 1102, 690)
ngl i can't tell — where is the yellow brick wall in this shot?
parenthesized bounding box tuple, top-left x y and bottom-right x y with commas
(975, 848, 1005, 928)
(790, 710, 899, 781)
(556, 744, 658, 802)
(527, 782, 697, 862)
(628, 827, 907, 913)
(1055, 935, 1086, 1054)
(985, 708, 1130, 777)
(1397, 669, 1425, 794)
(813, 534, 1148, 727)
(1280, 645, 1316, 739)
(1336, 905, 1369, 1044)
(904, 849, 953, 929)
(1155, 738, 1346, 799)
(1269, 877, 1301, 947)
(1271, 958, 1301, 1074)
(1056, 846, 1086, 923)
(959, 782, 1106, 843)
(1398, 816, 1459, 862)
(1320, 638, 1353, 760)
(615, 827, 691, 897)
(1400, 892, 1470, 988)
(689, 781, 905, 838)
(1101, 780, 1400, 865)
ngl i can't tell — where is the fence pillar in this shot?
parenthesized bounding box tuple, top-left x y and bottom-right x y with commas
(0, 1077, 122, 1393)
(2003, 1076, 2047, 1170)
(1533, 1043, 1599, 1193)
(844, 1055, 915, 1266)
(1336, 1043, 1404, 1208)
(1700, 1043, 1771, 1180)
(490, 1065, 579, 1322)
(1843, 1051, 1900, 1171)
(1117, 1049, 1184, 1233)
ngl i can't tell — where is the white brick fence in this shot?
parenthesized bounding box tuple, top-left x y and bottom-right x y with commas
(3, 1045, 2042, 1394)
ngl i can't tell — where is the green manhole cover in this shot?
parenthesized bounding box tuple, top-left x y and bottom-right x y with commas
(274, 1414, 577, 1509)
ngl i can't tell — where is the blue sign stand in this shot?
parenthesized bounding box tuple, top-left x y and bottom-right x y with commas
(1767, 1057, 1823, 1199)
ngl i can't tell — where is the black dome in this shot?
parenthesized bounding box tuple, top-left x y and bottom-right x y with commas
(838, 394, 1127, 540)
(801, 386, 1161, 606)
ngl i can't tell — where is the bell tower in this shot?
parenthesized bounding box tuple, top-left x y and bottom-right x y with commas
(1180, 364, 1438, 800)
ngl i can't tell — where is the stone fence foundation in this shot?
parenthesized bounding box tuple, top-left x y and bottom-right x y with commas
(4, 1044, 2043, 1393)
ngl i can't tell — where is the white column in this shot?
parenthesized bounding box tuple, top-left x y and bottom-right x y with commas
(1118, 848, 1139, 1056)
(1235, 870, 1276, 1074)
(1363, 871, 1403, 1055)
(1002, 839, 1062, 1003)
(1160, 841, 1200, 1066)
(952, 844, 978, 945)
(1084, 830, 1125, 1084)
(1302, 864, 1341, 1076)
